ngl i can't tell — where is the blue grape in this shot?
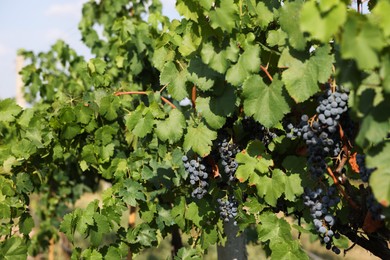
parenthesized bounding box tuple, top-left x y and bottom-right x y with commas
(215, 135, 240, 183)
(183, 156, 210, 199)
(217, 196, 238, 224)
(356, 154, 375, 182)
(303, 186, 341, 254)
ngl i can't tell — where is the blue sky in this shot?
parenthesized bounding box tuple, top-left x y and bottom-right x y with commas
(0, 0, 179, 100)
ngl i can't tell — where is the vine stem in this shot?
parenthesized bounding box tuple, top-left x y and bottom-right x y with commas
(326, 167, 360, 210)
(160, 96, 177, 109)
(191, 85, 197, 110)
(127, 206, 137, 260)
(260, 65, 273, 81)
(114, 91, 176, 109)
(115, 91, 148, 96)
(49, 237, 55, 260)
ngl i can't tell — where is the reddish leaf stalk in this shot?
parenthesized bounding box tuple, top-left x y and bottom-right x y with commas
(260, 65, 273, 81)
(191, 85, 197, 109)
(115, 91, 148, 96)
(161, 96, 177, 109)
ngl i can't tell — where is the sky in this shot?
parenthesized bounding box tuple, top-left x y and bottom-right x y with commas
(0, 0, 179, 100)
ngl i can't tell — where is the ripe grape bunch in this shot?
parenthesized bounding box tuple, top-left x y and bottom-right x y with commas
(366, 194, 385, 221)
(182, 155, 209, 199)
(287, 86, 349, 178)
(242, 116, 277, 146)
(303, 186, 341, 255)
(356, 154, 375, 182)
(217, 195, 238, 225)
(217, 137, 240, 182)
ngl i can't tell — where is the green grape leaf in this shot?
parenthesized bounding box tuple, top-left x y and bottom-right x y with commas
(280, 45, 333, 103)
(257, 211, 308, 259)
(271, 240, 309, 260)
(119, 179, 146, 207)
(0, 237, 27, 260)
(105, 247, 122, 260)
(200, 226, 218, 250)
(18, 213, 34, 235)
(367, 141, 390, 206)
(279, 0, 306, 50)
(187, 58, 219, 91)
(242, 75, 290, 127)
(333, 234, 349, 249)
(62, 123, 81, 140)
(95, 125, 117, 146)
(88, 58, 106, 75)
(235, 152, 259, 182)
(77, 201, 97, 235)
(15, 173, 33, 194)
(127, 224, 157, 247)
(172, 197, 186, 229)
(226, 45, 260, 86)
(253, 2, 275, 29)
(200, 42, 226, 73)
(186, 202, 201, 227)
(174, 248, 201, 260)
(371, 0, 390, 37)
(355, 101, 390, 147)
(256, 169, 286, 206)
(0, 203, 11, 219)
(153, 47, 175, 71)
(242, 197, 266, 215)
(99, 95, 120, 121)
(156, 205, 175, 230)
(155, 109, 185, 143)
(90, 213, 111, 247)
(183, 122, 217, 156)
(0, 99, 22, 123)
(283, 62, 317, 102)
(176, 0, 199, 21)
(81, 144, 98, 164)
(125, 107, 154, 138)
(81, 249, 103, 260)
(60, 210, 81, 241)
(284, 173, 304, 202)
(267, 29, 287, 47)
(341, 15, 386, 70)
(209, 0, 239, 33)
(195, 83, 236, 130)
(257, 212, 292, 243)
(381, 54, 390, 94)
(300, 0, 347, 42)
(196, 97, 226, 130)
(160, 61, 188, 100)
(179, 31, 202, 57)
(235, 145, 273, 183)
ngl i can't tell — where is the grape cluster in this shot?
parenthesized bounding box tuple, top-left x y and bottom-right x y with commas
(242, 117, 277, 145)
(216, 137, 240, 182)
(182, 155, 209, 199)
(303, 186, 341, 254)
(217, 195, 238, 225)
(356, 154, 375, 182)
(366, 194, 385, 221)
(286, 88, 349, 178)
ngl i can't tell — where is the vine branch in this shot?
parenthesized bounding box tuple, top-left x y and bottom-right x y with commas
(326, 167, 360, 210)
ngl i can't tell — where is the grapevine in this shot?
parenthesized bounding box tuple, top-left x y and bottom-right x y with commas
(0, 0, 389, 259)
